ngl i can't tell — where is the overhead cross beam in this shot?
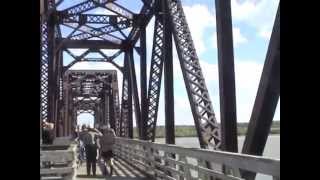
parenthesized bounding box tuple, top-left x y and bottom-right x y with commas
(95, 1, 135, 20)
(60, 14, 132, 25)
(62, 49, 123, 73)
(62, 23, 123, 43)
(58, 39, 123, 49)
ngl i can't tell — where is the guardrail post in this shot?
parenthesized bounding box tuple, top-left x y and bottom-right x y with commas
(198, 159, 209, 180)
(164, 152, 175, 177)
(147, 146, 156, 177)
(179, 155, 191, 180)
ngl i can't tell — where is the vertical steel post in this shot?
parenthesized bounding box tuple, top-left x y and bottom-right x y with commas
(63, 76, 69, 137)
(47, 12, 56, 126)
(125, 51, 133, 138)
(128, 47, 142, 138)
(109, 87, 115, 129)
(163, 0, 175, 145)
(215, 0, 238, 152)
(140, 27, 148, 140)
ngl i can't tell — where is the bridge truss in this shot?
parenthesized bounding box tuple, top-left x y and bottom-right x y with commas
(40, 1, 279, 178)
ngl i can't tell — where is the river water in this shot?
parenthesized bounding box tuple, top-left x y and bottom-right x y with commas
(155, 135, 280, 180)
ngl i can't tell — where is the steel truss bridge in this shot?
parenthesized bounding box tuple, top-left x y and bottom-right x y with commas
(40, 0, 280, 180)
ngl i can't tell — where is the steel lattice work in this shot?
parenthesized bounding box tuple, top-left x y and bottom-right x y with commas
(145, 1, 165, 141)
(61, 70, 119, 135)
(40, 1, 280, 170)
(119, 62, 131, 137)
(40, 22, 49, 122)
(166, 0, 221, 149)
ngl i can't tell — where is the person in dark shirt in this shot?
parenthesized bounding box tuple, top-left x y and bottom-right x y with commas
(42, 121, 54, 144)
(99, 127, 116, 176)
(79, 126, 102, 176)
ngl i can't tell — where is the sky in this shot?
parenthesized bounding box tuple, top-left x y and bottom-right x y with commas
(58, 0, 280, 126)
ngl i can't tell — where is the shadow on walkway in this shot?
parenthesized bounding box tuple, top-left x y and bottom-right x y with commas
(77, 174, 148, 180)
(76, 157, 149, 180)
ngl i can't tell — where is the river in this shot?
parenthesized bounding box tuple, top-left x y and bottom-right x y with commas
(155, 135, 280, 180)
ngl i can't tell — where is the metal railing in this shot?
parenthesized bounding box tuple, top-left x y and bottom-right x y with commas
(114, 137, 280, 180)
(40, 138, 77, 180)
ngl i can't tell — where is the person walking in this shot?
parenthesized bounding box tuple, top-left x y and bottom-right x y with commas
(42, 121, 54, 144)
(79, 126, 102, 176)
(99, 127, 116, 176)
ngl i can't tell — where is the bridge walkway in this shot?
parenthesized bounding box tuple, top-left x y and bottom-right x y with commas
(76, 157, 149, 180)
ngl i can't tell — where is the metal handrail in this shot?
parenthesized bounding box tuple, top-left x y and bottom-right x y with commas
(114, 137, 280, 180)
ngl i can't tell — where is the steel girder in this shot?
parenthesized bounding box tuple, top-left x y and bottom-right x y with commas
(166, 0, 221, 150)
(111, 74, 121, 134)
(95, 0, 134, 19)
(145, 4, 166, 141)
(62, 0, 134, 19)
(119, 58, 131, 137)
(77, 109, 95, 115)
(60, 14, 131, 25)
(62, 23, 123, 44)
(162, 0, 175, 145)
(58, 1, 136, 43)
(69, 25, 129, 41)
(215, 0, 238, 153)
(64, 70, 116, 132)
(241, 5, 280, 180)
(46, 12, 60, 128)
(41, 1, 64, 131)
(62, 0, 97, 15)
(40, 22, 49, 122)
(127, 48, 142, 138)
(40, 0, 55, 123)
(139, 27, 148, 140)
(127, 0, 155, 43)
(63, 49, 123, 73)
(61, 15, 132, 41)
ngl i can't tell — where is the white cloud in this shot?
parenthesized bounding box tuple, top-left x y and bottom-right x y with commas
(199, 60, 219, 83)
(183, 4, 216, 54)
(234, 61, 263, 91)
(231, 0, 279, 40)
(211, 34, 217, 48)
(258, 29, 272, 40)
(233, 27, 248, 45)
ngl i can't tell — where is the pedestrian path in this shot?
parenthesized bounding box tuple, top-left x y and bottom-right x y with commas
(76, 157, 149, 180)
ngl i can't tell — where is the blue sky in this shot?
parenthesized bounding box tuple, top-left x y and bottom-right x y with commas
(58, 0, 280, 126)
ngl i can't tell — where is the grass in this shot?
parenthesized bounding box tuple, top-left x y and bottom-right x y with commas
(133, 121, 280, 138)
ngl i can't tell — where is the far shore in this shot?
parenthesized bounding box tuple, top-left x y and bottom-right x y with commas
(133, 121, 280, 139)
(154, 133, 280, 139)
